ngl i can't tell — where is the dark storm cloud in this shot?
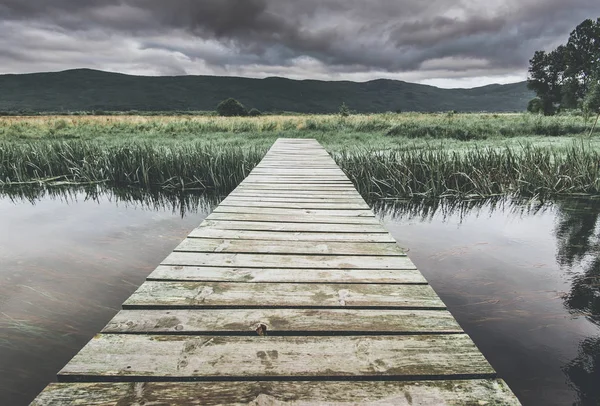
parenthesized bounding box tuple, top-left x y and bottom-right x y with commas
(1, 0, 600, 82)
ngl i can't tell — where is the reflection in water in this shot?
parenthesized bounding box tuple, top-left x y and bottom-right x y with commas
(551, 199, 600, 405)
(373, 196, 550, 223)
(375, 197, 600, 406)
(1, 185, 221, 218)
(0, 186, 218, 405)
(554, 199, 600, 326)
(2, 187, 600, 405)
(562, 336, 600, 406)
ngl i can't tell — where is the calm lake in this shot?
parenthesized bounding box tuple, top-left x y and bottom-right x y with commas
(1, 189, 599, 405)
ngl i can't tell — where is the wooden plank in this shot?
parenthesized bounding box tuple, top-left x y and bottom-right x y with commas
(207, 213, 379, 225)
(162, 252, 417, 269)
(236, 185, 355, 191)
(221, 196, 367, 203)
(174, 238, 405, 256)
(57, 334, 494, 380)
(220, 200, 370, 210)
(243, 180, 353, 184)
(196, 220, 387, 232)
(230, 188, 362, 195)
(188, 228, 395, 242)
(103, 309, 461, 334)
(213, 207, 374, 217)
(243, 173, 347, 178)
(122, 281, 442, 309)
(148, 266, 427, 284)
(239, 184, 355, 189)
(228, 191, 364, 199)
(31, 380, 521, 405)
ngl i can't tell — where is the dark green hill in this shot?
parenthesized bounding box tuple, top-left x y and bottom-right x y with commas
(0, 69, 533, 113)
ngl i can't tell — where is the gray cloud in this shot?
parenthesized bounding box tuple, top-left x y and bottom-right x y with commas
(0, 0, 599, 86)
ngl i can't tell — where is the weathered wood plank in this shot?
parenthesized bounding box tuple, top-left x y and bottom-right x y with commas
(31, 380, 521, 406)
(122, 281, 442, 309)
(245, 172, 344, 176)
(174, 238, 405, 256)
(148, 266, 427, 284)
(58, 334, 494, 380)
(228, 191, 364, 199)
(235, 186, 359, 192)
(220, 200, 369, 210)
(103, 309, 461, 334)
(213, 207, 374, 217)
(206, 213, 380, 224)
(162, 252, 417, 269)
(241, 178, 353, 187)
(221, 196, 367, 203)
(197, 219, 387, 232)
(188, 228, 395, 242)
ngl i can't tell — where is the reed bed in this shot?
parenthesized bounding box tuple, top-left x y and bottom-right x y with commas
(335, 141, 600, 199)
(0, 140, 266, 194)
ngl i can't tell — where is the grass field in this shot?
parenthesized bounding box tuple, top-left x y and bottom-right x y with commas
(1, 113, 599, 199)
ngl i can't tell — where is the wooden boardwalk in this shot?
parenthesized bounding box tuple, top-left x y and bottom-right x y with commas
(32, 139, 521, 405)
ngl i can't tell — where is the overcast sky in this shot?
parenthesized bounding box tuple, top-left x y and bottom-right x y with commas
(0, 0, 599, 88)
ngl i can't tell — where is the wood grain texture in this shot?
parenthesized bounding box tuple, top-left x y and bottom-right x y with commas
(196, 219, 387, 233)
(219, 200, 369, 210)
(222, 196, 367, 203)
(174, 238, 405, 256)
(212, 207, 374, 217)
(148, 266, 427, 284)
(228, 192, 364, 199)
(31, 380, 522, 406)
(122, 281, 444, 309)
(188, 228, 395, 242)
(57, 334, 494, 380)
(161, 252, 417, 269)
(206, 213, 380, 224)
(103, 309, 461, 334)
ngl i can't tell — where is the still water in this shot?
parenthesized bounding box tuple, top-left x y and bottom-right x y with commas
(1, 189, 599, 405)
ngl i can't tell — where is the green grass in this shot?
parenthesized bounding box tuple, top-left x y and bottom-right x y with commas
(1, 113, 600, 199)
(335, 141, 600, 199)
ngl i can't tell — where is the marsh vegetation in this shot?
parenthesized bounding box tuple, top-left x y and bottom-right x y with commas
(1, 113, 600, 198)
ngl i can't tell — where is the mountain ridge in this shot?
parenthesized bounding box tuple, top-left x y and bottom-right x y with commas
(0, 69, 533, 113)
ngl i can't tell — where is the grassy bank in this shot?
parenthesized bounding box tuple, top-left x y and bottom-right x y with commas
(1, 113, 599, 199)
(1, 112, 599, 143)
(335, 142, 600, 199)
(0, 141, 266, 194)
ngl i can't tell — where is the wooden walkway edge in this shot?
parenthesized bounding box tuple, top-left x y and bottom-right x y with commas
(31, 139, 521, 405)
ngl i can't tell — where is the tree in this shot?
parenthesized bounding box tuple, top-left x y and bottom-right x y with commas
(216, 98, 247, 116)
(566, 18, 600, 97)
(527, 18, 600, 115)
(339, 102, 350, 117)
(527, 98, 544, 114)
(248, 108, 262, 117)
(584, 78, 600, 134)
(527, 50, 563, 115)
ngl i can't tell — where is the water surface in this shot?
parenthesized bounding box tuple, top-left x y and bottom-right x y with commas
(1, 190, 599, 405)
(0, 188, 216, 405)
